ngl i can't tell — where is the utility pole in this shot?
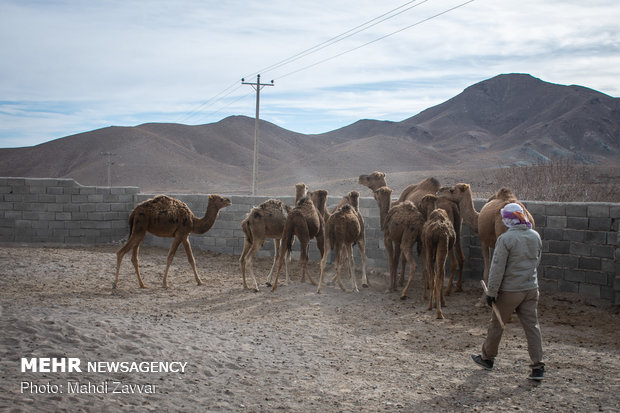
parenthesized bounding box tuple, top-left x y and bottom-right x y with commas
(242, 74, 274, 195)
(101, 152, 116, 187)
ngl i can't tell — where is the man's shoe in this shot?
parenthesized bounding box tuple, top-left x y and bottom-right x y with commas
(528, 366, 544, 381)
(471, 354, 493, 370)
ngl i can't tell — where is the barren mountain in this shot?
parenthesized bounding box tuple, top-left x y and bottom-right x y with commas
(1, 73, 618, 196)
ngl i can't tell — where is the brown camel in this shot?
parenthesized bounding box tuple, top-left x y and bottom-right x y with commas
(239, 199, 292, 292)
(422, 208, 456, 319)
(373, 186, 436, 297)
(360, 172, 441, 284)
(317, 204, 361, 293)
(309, 189, 330, 222)
(114, 194, 231, 289)
(433, 196, 464, 295)
(271, 196, 325, 291)
(328, 190, 369, 288)
(438, 184, 535, 302)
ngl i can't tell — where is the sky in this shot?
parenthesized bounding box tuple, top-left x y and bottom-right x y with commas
(1, 0, 619, 148)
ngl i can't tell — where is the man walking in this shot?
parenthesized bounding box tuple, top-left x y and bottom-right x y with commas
(471, 202, 545, 380)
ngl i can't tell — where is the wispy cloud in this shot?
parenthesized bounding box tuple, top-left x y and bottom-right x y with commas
(1, 0, 619, 147)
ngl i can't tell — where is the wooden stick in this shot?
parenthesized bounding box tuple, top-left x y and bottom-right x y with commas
(481, 280, 505, 328)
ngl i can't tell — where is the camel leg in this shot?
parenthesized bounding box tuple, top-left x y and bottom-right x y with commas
(444, 249, 458, 296)
(334, 246, 346, 291)
(391, 243, 402, 292)
(317, 237, 331, 294)
(244, 241, 262, 292)
(239, 236, 252, 289)
(270, 246, 287, 292)
(435, 245, 449, 319)
(357, 239, 369, 288)
(115, 239, 138, 289)
(265, 238, 278, 285)
(454, 240, 465, 292)
(347, 245, 359, 292)
(400, 247, 418, 300)
(399, 252, 407, 287)
(426, 250, 436, 312)
(445, 239, 465, 295)
(162, 237, 183, 288)
(181, 238, 202, 286)
(383, 237, 395, 293)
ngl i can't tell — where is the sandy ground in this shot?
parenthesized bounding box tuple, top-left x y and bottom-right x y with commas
(1, 245, 619, 412)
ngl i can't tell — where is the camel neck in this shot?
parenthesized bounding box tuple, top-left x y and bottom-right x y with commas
(193, 203, 220, 234)
(460, 193, 479, 233)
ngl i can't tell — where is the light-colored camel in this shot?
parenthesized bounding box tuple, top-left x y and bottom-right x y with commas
(317, 204, 361, 293)
(422, 208, 456, 319)
(373, 186, 436, 297)
(433, 196, 464, 295)
(295, 182, 308, 204)
(328, 190, 369, 288)
(358, 171, 387, 191)
(271, 196, 326, 291)
(114, 194, 231, 289)
(239, 199, 292, 291)
(438, 184, 534, 301)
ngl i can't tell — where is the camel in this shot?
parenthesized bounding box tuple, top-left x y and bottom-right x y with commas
(295, 182, 308, 204)
(271, 196, 325, 291)
(309, 189, 330, 222)
(328, 190, 369, 288)
(438, 184, 534, 303)
(373, 186, 436, 297)
(359, 172, 441, 285)
(239, 199, 292, 292)
(317, 204, 361, 293)
(422, 208, 456, 319)
(114, 194, 231, 289)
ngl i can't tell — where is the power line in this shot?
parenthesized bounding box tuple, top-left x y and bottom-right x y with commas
(276, 0, 476, 80)
(252, 0, 429, 77)
(183, 1, 436, 124)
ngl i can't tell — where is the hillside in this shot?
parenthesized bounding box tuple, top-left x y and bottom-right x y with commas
(0, 73, 618, 196)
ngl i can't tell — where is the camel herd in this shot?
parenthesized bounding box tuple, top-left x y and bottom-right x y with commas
(114, 171, 534, 319)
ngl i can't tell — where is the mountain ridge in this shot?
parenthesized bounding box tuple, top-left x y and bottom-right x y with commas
(1, 73, 618, 195)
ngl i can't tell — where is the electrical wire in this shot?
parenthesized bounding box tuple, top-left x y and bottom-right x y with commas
(276, 0, 475, 80)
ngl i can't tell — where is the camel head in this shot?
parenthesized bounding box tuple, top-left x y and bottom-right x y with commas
(373, 186, 392, 206)
(437, 183, 471, 202)
(347, 191, 360, 209)
(358, 171, 387, 191)
(418, 194, 438, 220)
(295, 182, 308, 200)
(208, 194, 232, 210)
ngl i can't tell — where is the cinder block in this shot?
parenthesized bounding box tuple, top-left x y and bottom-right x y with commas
(558, 280, 579, 293)
(585, 271, 608, 285)
(566, 217, 588, 230)
(578, 283, 600, 298)
(565, 203, 588, 217)
(578, 257, 601, 271)
(587, 204, 609, 218)
(547, 240, 570, 254)
(546, 216, 567, 229)
(569, 242, 590, 256)
(588, 217, 611, 231)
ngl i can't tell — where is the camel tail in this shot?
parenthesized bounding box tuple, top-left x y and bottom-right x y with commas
(127, 210, 136, 237)
(241, 218, 252, 244)
(285, 213, 307, 252)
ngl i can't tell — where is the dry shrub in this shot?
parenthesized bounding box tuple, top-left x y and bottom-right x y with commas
(490, 159, 620, 202)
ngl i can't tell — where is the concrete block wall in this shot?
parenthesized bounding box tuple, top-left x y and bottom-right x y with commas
(460, 200, 620, 304)
(0, 178, 138, 245)
(1, 178, 618, 304)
